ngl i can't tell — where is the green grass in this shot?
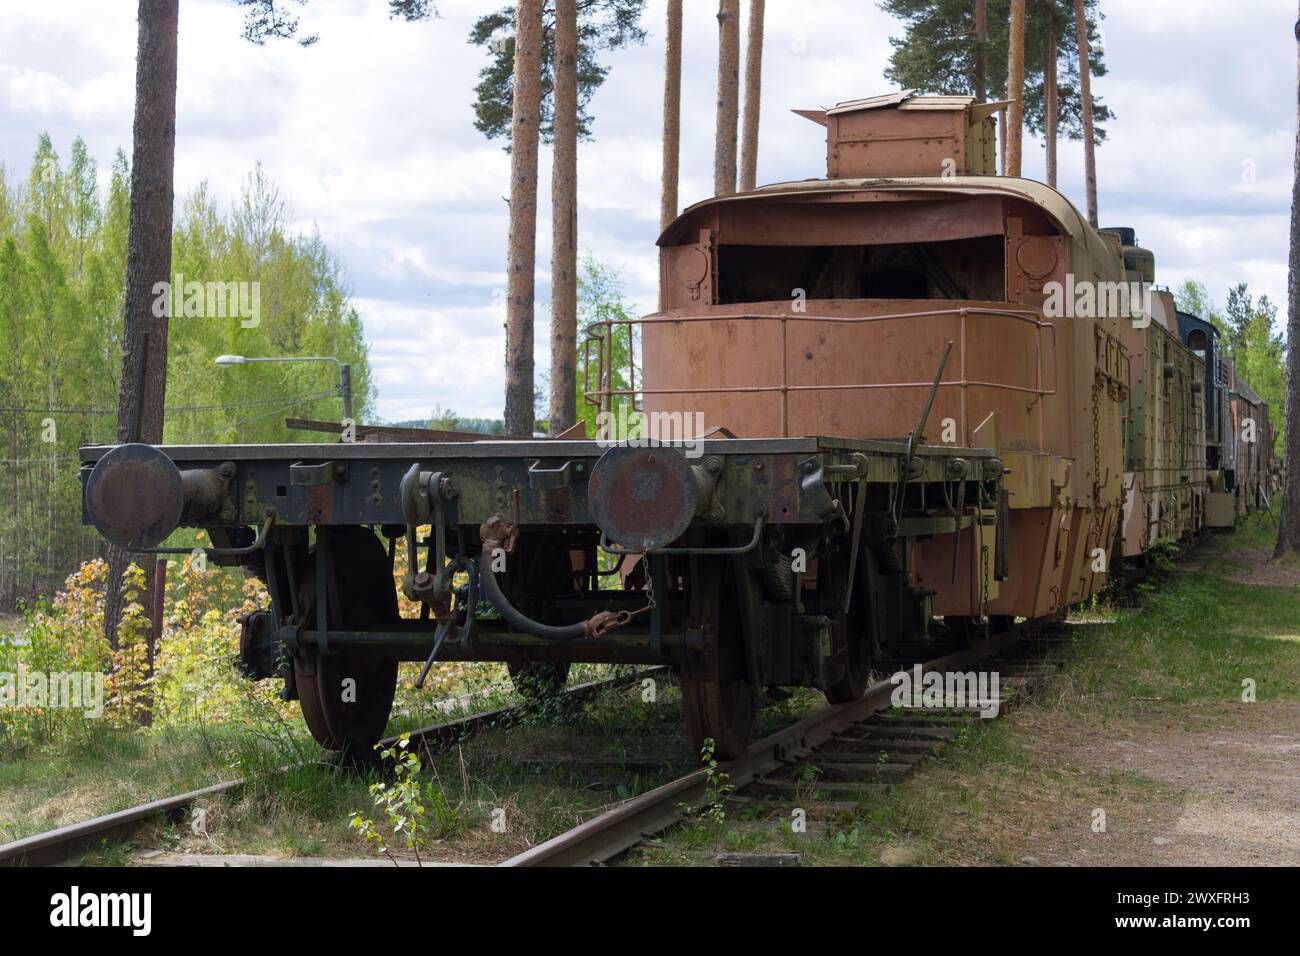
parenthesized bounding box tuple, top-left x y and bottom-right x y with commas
(0, 722, 266, 844)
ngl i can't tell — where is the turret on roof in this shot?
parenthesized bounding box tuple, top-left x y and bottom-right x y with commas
(794, 90, 1011, 180)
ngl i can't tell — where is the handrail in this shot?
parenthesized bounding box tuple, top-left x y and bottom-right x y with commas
(580, 306, 1060, 452)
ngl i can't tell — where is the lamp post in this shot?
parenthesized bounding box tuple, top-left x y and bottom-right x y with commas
(215, 354, 353, 422)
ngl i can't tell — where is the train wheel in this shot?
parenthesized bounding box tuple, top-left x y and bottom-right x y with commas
(681, 558, 754, 761)
(297, 649, 399, 753)
(293, 527, 400, 752)
(824, 546, 872, 704)
(508, 661, 570, 699)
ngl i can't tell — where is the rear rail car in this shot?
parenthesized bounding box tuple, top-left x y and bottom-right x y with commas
(79, 436, 1003, 758)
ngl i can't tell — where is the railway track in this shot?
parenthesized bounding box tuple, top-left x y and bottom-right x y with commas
(0, 629, 1068, 868)
(500, 623, 1068, 866)
(0, 620, 1073, 869)
(0, 669, 656, 868)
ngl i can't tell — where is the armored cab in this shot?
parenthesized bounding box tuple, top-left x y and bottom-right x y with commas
(646, 91, 1128, 620)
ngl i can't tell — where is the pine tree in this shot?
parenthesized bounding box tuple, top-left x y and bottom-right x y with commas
(882, 0, 1111, 147)
(104, 0, 180, 649)
(1006, 0, 1026, 176)
(504, 0, 544, 436)
(549, 0, 579, 436)
(714, 0, 741, 196)
(1073, 0, 1098, 223)
(467, 2, 648, 144)
(660, 0, 683, 232)
(738, 0, 765, 192)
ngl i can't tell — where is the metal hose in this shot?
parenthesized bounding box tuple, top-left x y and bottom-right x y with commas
(477, 516, 615, 641)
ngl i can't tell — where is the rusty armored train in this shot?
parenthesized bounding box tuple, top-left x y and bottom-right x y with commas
(80, 91, 1272, 759)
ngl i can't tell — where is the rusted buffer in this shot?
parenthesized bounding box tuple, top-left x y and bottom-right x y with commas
(80, 91, 1270, 759)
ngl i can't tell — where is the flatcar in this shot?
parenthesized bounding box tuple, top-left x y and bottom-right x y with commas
(79, 90, 1272, 759)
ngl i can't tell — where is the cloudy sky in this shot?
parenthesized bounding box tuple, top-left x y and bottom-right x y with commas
(1, 0, 1294, 422)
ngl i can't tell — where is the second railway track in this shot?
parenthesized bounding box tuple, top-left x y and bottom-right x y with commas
(0, 668, 660, 867)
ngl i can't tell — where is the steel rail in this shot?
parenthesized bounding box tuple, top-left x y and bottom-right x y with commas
(499, 629, 1024, 867)
(0, 669, 656, 868)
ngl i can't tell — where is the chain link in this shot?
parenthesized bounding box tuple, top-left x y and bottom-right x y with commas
(592, 554, 656, 635)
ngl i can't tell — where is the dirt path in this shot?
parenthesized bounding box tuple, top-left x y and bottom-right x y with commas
(1018, 535, 1300, 867)
(1021, 703, 1300, 866)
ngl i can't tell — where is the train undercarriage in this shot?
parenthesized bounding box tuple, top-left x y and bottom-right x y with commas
(80, 435, 1004, 758)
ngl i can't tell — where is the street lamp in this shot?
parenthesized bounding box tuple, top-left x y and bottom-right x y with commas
(214, 354, 353, 422)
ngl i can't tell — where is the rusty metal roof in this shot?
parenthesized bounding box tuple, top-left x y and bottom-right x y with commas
(661, 176, 1121, 282)
(826, 90, 977, 115)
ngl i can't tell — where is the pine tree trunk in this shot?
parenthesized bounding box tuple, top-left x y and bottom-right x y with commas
(1006, 0, 1026, 177)
(504, 0, 543, 437)
(1074, 0, 1099, 225)
(548, 0, 578, 436)
(660, 0, 683, 233)
(714, 0, 740, 197)
(973, 0, 987, 103)
(104, 0, 179, 650)
(1045, 25, 1058, 188)
(1275, 4, 1300, 557)
(738, 0, 765, 193)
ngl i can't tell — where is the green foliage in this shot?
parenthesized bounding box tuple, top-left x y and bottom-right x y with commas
(1146, 537, 1181, 573)
(0, 557, 290, 756)
(881, 0, 1112, 143)
(570, 254, 640, 438)
(389, 0, 440, 20)
(468, 1, 647, 146)
(350, 735, 429, 864)
(0, 139, 373, 606)
(677, 737, 733, 824)
(234, 0, 319, 46)
(350, 733, 466, 865)
(428, 404, 506, 435)
(1174, 279, 1224, 334)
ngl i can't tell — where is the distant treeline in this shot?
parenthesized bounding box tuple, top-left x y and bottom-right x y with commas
(0, 134, 374, 608)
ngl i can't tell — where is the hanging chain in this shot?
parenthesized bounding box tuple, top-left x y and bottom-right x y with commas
(1090, 379, 1106, 552)
(592, 554, 656, 636)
